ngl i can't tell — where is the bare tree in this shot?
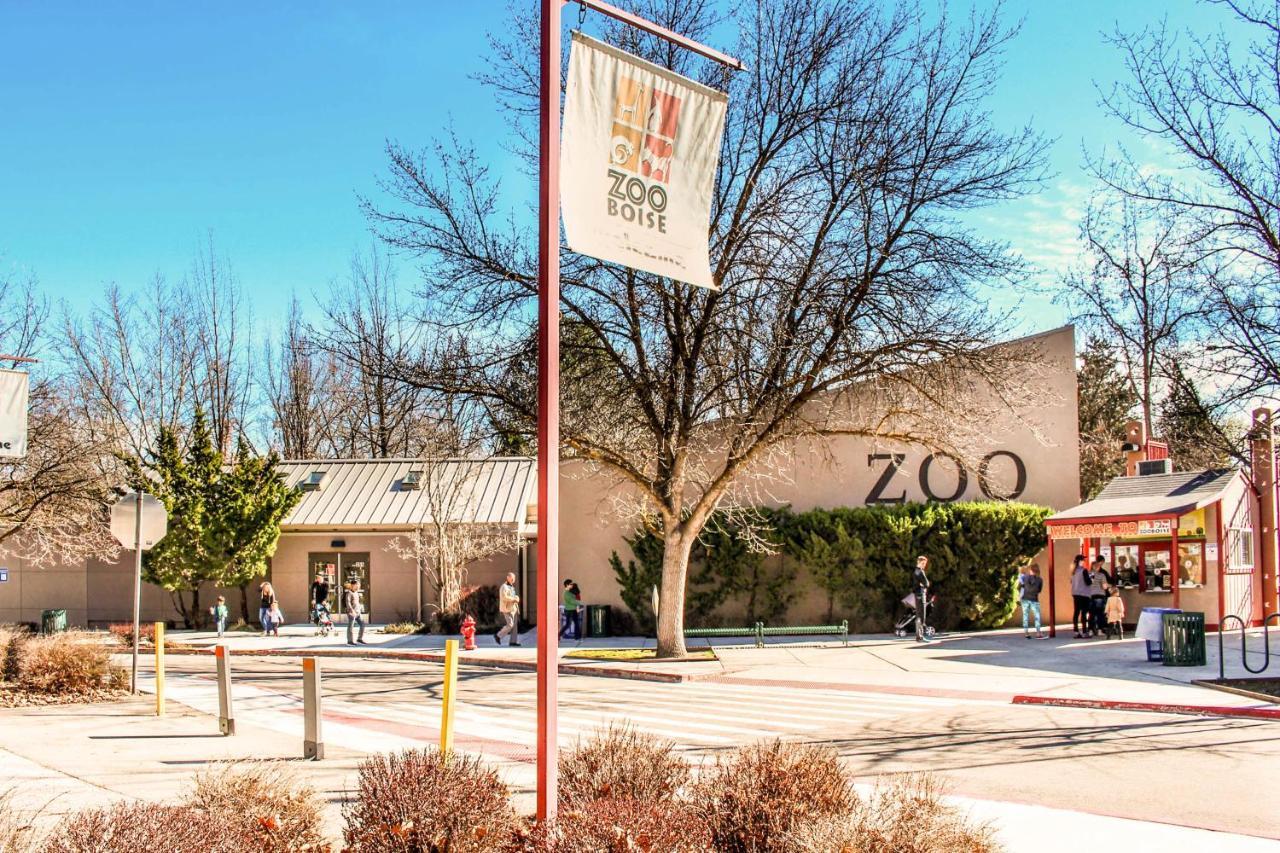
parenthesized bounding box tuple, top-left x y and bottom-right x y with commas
(310, 249, 435, 458)
(1, 275, 120, 566)
(1059, 195, 1202, 436)
(365, 0, 1049, 656)
(1096, 0, 1280, 405)
(188, 239, 254, 454)
(263, 296, 342, 458)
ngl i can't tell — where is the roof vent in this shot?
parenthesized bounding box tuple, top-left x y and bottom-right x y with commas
(300, 471, 328, 492)
(1137, 458, 1172, 476)
(401, 470, 423, 491)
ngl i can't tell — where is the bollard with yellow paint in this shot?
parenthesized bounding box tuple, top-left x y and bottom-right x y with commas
(440, 638, 459, 756)
(154, 621, 165, 716)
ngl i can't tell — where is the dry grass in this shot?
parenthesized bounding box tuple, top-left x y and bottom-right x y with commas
(691, 741, 855, 853)
(343, 748, 520, 852)
(107, 622, 155, 648)
(0, 790, 41, 853)
(16, 632, 115, 695)
(559, 725, 691, 809)
(186, 762, 328, 852)
(525, 797, 713, 852)
(787, 775, 1000, 853)
(46, 802, 242, 853)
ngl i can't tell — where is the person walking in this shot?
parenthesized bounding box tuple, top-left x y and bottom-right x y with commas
(559, 579, 582, 640)
(344, 579, 368, 645)
(209, 595, 229, 638)
(258, 582, 277, 637)
(310, 572, 330, 624)
(1069, 555, 1092, 638)
(911, 556, 932, 642)
(1018, 564, 1045, 639)
(1089, 556, 1111, 638)
(495, 572, 521, 647)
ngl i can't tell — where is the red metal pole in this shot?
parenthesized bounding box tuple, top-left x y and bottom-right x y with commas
(1047, 536, 1056, 638)
(572, 0, 744, 69)
(1171, 516, 1181, 611)
(536, 0, 561, 823)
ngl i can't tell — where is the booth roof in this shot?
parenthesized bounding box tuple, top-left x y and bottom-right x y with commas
(278, 457, 536, 530)
(1047, 468, 1237, 523)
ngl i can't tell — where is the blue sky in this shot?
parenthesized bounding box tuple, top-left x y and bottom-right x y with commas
(0, 1, 1217, 336)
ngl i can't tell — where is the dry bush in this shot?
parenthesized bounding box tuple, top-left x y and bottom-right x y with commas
(186, 762, 328, 852)
(0, 628, 29, 683)
(17, 632, 114, 694)
(559, 725, 690, 808)
(0, 790, 40, 853)
(47, 802, 244, 853)
(343, 748, 519, 852)
(691, 741, 855, 853)
(524, 797, 712, 853)
(107, 622, 155, 648)
(787, 775, 1000, 853)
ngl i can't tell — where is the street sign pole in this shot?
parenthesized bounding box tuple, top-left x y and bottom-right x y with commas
(130, 489, 143, 694)
(535, 0, 739, 821)
(536, 0, 561, 823)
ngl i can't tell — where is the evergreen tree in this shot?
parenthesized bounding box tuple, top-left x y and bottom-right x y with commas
(1157, 365, 1243, 472)
(1078, 337, 1139, 499)
(132, 410, 299, 627)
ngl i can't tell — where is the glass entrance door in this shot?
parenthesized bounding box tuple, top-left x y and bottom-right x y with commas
(307, 552, 371, 617)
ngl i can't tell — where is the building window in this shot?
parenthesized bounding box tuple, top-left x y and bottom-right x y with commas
(1176, 542, 1204, 587)
(1113, 544, 1140, 588)
(1229, 528, 1255, 572)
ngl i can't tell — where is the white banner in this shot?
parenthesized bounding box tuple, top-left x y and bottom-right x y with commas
(561, 32, 728, 290)
(0, 369, 29, 458)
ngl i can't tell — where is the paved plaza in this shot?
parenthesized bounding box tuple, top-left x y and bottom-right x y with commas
(0, 628, 1277, 851)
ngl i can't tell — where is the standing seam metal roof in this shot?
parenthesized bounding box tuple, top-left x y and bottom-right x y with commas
(1047, 469, 1239, 523)
(277, 458, 536, 529)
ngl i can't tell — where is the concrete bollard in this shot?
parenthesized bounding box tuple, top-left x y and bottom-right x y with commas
(302, 657, 323, 760)
(215, 644, 235, 736)
(154, 622, 166, 717)
(440, 638, 459, 756)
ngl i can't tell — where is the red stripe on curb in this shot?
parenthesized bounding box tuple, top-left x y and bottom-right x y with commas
(1012, 694, 1280, 720)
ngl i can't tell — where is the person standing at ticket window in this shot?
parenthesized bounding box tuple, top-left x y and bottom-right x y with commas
(912, 556, 932, 643)
(1070, 555, 1092, 638)
(1089, 556, 1111, 638)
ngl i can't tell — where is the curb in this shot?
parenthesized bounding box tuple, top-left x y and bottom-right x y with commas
(1012, 694, 1280, 720)
(163, 644, 704, 684)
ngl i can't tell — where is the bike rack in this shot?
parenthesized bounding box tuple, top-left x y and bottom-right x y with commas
(1217, 613, 1280, 679)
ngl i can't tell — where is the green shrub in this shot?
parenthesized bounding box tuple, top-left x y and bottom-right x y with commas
(612, 501, 1050, 631)
(343, 748, 519, 852)
(559, 725, 690, 809)
(692, 741, 855, 853)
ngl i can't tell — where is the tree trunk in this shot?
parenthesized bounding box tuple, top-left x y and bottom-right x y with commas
(239, 584, 251, 624)
(656, 526, 693, 658)
(190, 587, 202, 629)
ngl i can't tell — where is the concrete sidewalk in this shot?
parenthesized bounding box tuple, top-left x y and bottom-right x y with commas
(163, 622, 1280, 713)
(1, 695, 1276, 851)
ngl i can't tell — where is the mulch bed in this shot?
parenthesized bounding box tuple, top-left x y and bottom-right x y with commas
(1215, 678, 1280, 699)
(0, 685, 129, 708)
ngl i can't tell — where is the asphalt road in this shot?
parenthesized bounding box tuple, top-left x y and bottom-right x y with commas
(159, 653, 1280, 840)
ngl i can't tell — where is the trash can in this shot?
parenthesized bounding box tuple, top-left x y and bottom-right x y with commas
(1161, 611, 1207, 667)
(1137, 607, 1181, 662)
(586, 604, 612, 638)
(40, 609, 67, 635)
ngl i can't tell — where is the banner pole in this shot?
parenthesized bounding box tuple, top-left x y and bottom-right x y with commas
(536, 0, 562, 824)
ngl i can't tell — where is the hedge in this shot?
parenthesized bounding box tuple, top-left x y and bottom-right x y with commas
(610, 502, 1051, 632)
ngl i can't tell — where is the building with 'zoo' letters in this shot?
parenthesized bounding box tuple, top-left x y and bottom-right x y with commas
(0, 326, 1084, 629)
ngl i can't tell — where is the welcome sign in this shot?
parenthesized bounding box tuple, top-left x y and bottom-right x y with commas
(0, 369, 28, 458)
(561, 32, 728, 290)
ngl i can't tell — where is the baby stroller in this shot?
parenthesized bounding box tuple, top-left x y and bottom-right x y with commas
(312, 602, 334, 637)
(894, 592, 937, 639)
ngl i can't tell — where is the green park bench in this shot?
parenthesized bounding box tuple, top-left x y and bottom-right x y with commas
(684, 620, 849, 649)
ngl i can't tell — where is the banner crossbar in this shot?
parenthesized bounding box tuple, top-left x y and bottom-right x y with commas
(570, 0, 745, 71)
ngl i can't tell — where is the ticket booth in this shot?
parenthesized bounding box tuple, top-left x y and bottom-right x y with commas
(1043, 467, 1261, 635)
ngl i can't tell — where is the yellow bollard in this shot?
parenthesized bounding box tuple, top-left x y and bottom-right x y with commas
(154, 621, 165, 717)
(440, 639, 458, 756)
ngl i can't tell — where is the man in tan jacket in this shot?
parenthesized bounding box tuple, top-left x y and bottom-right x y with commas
(495, 572, 521, 647)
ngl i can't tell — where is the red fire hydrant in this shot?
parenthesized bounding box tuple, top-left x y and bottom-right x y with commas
(460, 614, 477, 651)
